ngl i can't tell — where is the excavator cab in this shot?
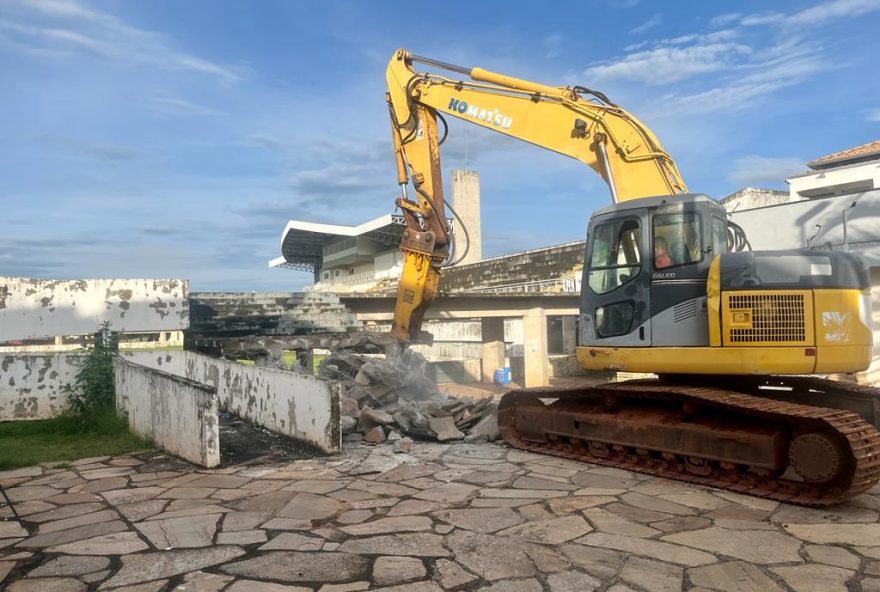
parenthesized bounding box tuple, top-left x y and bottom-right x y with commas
(578, 193, 873, 377)
(580, 193, 725, 348)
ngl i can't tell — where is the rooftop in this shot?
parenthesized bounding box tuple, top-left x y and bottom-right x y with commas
(808, 139, 880, 170)
(269, 214, 408, 272)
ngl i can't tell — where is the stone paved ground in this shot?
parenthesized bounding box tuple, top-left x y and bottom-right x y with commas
(3, 442, 880, 592)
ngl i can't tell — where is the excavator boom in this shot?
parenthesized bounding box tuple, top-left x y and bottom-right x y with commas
(386, 48, 685, 342)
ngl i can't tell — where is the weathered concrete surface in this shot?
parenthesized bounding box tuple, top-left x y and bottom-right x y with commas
(0, 354, 80, 420)
(126, 350, 341, 453)
(0, 277, 188, 342)
(188, 292, 361, 339)
(115, 358, 219, 468)
(439, 241, 584, 294)
(3, 442, 880, 590)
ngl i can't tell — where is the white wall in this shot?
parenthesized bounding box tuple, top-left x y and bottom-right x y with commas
(126, 351, 341, 453)
(728, 189, 880, 266)
(0, 354, 80, 420)
(115, 358, 219, 468)
(0, 278, 189, 342)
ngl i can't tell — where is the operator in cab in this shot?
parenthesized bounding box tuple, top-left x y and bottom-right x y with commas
(654, 236, 672, 268)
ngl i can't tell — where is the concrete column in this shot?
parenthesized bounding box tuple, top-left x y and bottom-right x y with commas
(523, 308, 550, 387)
(301, 349, 314, 374)
(451, 169, 482, 265)
(54, 336, 64, 346)
(481, 317, 505, 384)
(561, 316, 577, 354)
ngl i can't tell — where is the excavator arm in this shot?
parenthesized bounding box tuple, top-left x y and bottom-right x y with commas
(386, 48, 687, 342)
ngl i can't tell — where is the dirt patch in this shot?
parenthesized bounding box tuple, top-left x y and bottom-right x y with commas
(219, 413, 326, 466)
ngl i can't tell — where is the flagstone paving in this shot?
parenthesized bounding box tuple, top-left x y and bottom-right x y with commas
(3, 442, 880, 590)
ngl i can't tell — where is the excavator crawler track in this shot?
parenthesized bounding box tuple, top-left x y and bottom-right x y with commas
(498, 379, 880, 505)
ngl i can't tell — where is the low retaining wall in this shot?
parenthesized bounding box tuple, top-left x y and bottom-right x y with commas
(126, 351, 341, 453)
(115, 358, 219, 468)
(0, 354, 81, 420)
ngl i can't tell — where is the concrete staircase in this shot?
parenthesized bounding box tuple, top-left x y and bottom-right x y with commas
(188, 292, 363, 338)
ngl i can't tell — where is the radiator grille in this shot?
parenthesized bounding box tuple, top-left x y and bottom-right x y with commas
(728, 293, 806, 343)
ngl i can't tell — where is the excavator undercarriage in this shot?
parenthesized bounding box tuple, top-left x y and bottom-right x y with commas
(499, 377, 880, 505)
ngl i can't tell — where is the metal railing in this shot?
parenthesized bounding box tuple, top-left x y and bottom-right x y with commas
(450, 277, 581, 294)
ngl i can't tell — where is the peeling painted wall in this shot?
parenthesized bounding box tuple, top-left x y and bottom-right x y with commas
(0, 277, 189, 342)
(0, 354, 80, 420)
(114, 358, 219, 468)
(126, 351, 341, 453)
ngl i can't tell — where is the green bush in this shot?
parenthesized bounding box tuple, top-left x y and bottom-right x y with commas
(62, 322, 119, 431)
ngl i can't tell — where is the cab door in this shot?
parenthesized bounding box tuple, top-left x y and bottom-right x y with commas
(580, 212, 652, 347)
(648, 207, 716, 346)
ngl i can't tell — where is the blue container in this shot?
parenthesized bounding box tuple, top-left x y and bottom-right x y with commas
(493, 367, 512, 385)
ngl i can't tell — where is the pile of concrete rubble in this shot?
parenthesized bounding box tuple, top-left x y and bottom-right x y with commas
(319, 349, 500, 451)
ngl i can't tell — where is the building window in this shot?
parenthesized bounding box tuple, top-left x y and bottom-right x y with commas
(323, 272, 330, 280)
(349, 269, 355, 275)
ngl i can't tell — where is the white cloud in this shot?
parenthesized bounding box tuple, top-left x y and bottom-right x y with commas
(867, 109, 880, 122)
(0, 0, 246, 83)
(710, 13, 741, 28)
(739, 0, 880, 28)
(658, 51, 824, 116)
(544, 32, 563, 59)
(728, 155, 805, 187)
(146, 97, 220, 116)
(630, 14, 661, 35)
(582, 0, 866, 112)
(787, 0, 880, 26)
(585, 39, 750, 85)
(740, 12, 786, 27)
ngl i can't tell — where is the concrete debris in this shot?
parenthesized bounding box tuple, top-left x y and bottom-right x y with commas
(319, 350, 500, 444)
(340, 416, 358, 435)
(364, 427, 387, 445)
(393, 437, 413, 453)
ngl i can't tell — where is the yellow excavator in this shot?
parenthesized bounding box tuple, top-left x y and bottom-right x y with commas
(384, 48, 880, 504)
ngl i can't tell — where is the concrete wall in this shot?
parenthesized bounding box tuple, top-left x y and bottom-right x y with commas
(720, 187, 796, 212)
(115, 358, 219, 468)
(126, 351, 341, 453)
(188, 292, 361, 341)
(0, 354, 80, 420)
(728, 188, 880, 266)
(440, 241, 585, 293)
(0, 278, 189, 342)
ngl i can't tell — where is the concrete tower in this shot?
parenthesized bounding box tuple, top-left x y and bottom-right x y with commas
(450, 169, 482, 265)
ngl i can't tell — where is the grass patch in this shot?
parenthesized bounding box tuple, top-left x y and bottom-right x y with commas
(0, 408, 152, 470)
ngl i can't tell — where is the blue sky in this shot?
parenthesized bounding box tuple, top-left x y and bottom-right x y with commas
(2, 0, 879, 291)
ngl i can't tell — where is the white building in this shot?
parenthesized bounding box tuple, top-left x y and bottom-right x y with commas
(269, 170, 482, 293)
(789, 139, 880, 199)
(268, 214, 410, 293)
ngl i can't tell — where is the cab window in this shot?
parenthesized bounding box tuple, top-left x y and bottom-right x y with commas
(653, 213, 702, 269)
(588, 218, 641, 295)
(712, 217, 729, 256)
